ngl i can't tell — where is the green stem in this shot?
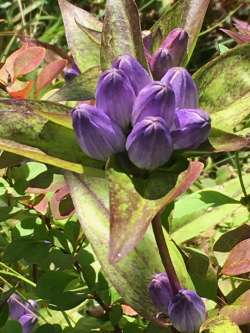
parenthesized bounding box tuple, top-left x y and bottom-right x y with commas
(62, 311, 73, 328)
(235, 152, 248, 198)
(0, 262, 36, 288)
(152, 214, 181, 294)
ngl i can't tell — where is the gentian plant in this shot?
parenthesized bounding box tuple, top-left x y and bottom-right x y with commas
(0, 0, 249, 332)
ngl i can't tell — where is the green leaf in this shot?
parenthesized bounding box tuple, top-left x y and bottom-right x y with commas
(65, 172, 194, 323)
(208, 128, 249, 152)
(200, 317, 241, 333)
(49, 66, 100, 102)
(107, 159, 203, 263)
(35, 324, 62, 333)
(151, 0, 210, 61)
(170, 176, 250, 244)
(100, 0, 149, 70)
(36, 271, 86, 310)
(58, 0, 101, 72)
(220, 290, 250, 326)
(0, 320, 22, 333)
(194, 44, 250, 133)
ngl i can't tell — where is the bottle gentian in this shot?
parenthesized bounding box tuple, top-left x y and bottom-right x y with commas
(132, 82, 175, 126)
(171, 108, 211, 149)
(112, 54, 151, 94)
(8, 294, 38, 333)
(150, 48, 173, 81)
(96, 68, 136, 129)
(161, 67, 198, 109)
(64, 62, 81, 81)
(126, 116, 173, 170)
(72, 104, 126, 161)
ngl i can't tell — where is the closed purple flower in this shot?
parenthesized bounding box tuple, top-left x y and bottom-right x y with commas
(72, 104, 126, 161)
(126, 116, 173, 170)
(168, 289, 206, 333)
(150, 48, 173, 80)
(161, 67, 198, 109)
(96, 68, 136, 129)
(161, 28, 188, 66)
(132, 82, 175, 127)
(112, 55, 151, 94)
(8, 294, 25, 320)
(19, 314, 37, 333)
(148, 273, 174, 313)
(171, 108, 211, 150)
(64, 62, 80, 81)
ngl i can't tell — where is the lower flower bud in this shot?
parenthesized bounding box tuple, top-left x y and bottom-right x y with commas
(171, 108, 211, 149)
(72, 104, 126, 161)
(168, 289, 206, 333)
(126, 116, 173, 170)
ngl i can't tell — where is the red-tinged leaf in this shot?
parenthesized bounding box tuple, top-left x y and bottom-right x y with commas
(36, 59, 67, 93)
(233, 18, 250, 34)
(50, 183, 75, 220)
(220, 28, 250, 44)
(121, 304, 138, 316)
(222, 239, 250, 276)
(7, 80, 33, 99)
(13, 47, 46, 79)
(107, 160, 204, 263)
(33, 195, 49, 215)
(220, 290, 250, 326)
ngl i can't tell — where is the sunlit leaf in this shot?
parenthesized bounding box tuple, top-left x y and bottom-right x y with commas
(107, 159, 203, 263)
(58, 0, 101, 72)
(151, 0, 210, 61)
(200, 317, 241, 333)
(65, 172, 194, 323)
(100, 0, 149, 70)
(7, 80, 33, 99)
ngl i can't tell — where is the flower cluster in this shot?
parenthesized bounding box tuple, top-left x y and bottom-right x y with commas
(72, 30, 211, 170)
(149, 273, 206, 333)
(8, 294, 38, 333)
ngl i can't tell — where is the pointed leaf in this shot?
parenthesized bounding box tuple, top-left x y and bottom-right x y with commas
(151, 0, 210, 61)
(7, 80, 33, 99)
(49, 66, 100, 102)
(58, 0, 101, 72)
(100, 0, 149, 70)
(200, 317, 241, 333)
(36, 58, 67, 93)
(194, 44, 250, 133)
(220, 290, 250, 326)
(220, 28, 250, 44)
(222, 239, 250, 276)
(107, 160, 203, 263)
(208, 129, 249, 152)
(65, 172, 193, 322)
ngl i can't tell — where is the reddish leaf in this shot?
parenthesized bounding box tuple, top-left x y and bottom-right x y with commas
(7, 80, 33, 99)
(13, 47, 46, 79)
(107, 160, 204, 263)
(222, 239, 250, 276)
(36, 59, 67, 93)
(33, 195, 49, 215)
(220, 28, 250, 44)
(121, 304, 138, 316)
(50, 184, 75, 220)
(220, 290, 250, 326)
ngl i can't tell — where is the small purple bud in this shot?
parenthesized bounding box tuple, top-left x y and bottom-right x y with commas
(96, 68, 136, 129)
(72, 104, 126, 161)
(126, 116, 173, 170)
(148, 273, 174, 313)
(19, 314, 37, 333)
(161, 67, 198, 109)
(132, 82, 175, 127)
(112, 55, 151, 94)
(171, 108, 211, 150)
(168, 289, 206, 333)
(8, 294, 26, 320)
(161, 28, 188, 66)
(150, 48, 173, 80)
(64, 62, 81, 81)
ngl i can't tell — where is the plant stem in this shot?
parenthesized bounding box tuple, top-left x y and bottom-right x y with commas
(235, 152, 248, 198)
(62, 311, 73, 328)
(152, 214, 181, 294)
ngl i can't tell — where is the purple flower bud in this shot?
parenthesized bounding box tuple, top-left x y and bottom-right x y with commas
(64, 62, 81, 81)
(126, 116, 173, 170)
(150, 48, 173, 80)
(171, 108, 211, 150)
(112, 55, 151, 95)
(161, 67, 198, 109)
(8, 294, 25, 320)
(96, 68, 136, 129)
(161, 28, 188, 66)
(72, 104, 126, 161)
(19, 314, 37, 333)
(148, 273, 174, 313)
(132, 82, 175, 127)
(168, 289, 206, 333)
